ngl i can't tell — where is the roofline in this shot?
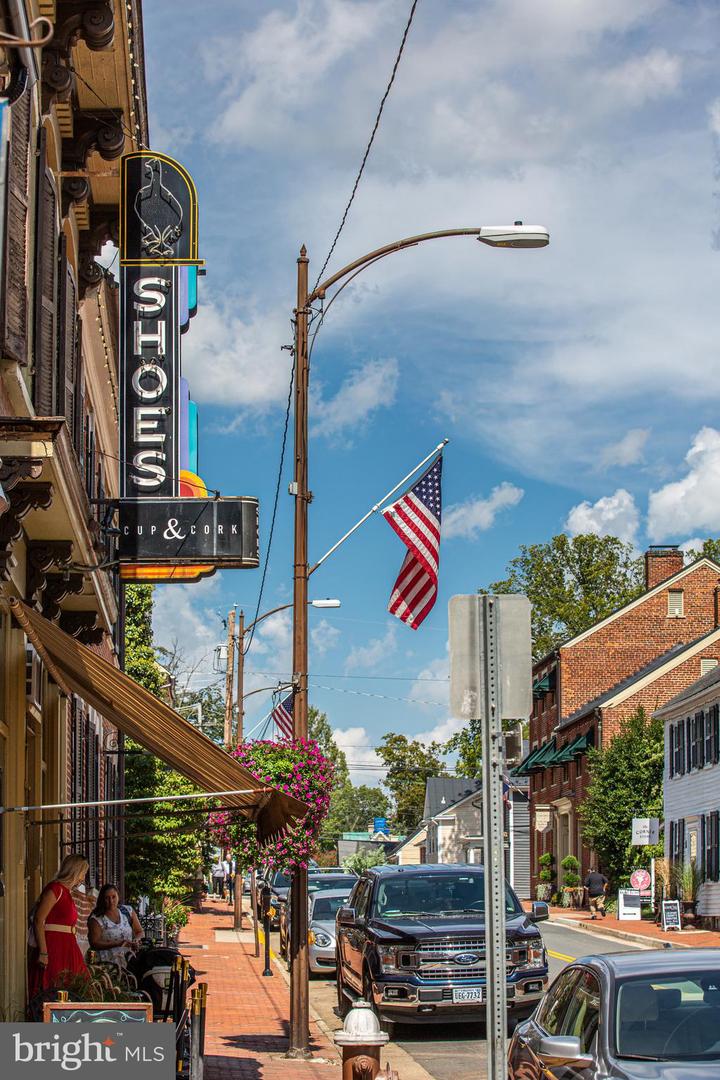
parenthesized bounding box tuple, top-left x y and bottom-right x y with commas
(560, 626, 720, 725)
(655, 671, 720, 719)
(559, 557, 720, 651)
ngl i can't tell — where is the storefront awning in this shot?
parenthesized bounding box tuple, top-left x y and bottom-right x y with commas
(9, 599, 307, 842)
(512, 738, 557, 776)
(553, 730, 593, 764)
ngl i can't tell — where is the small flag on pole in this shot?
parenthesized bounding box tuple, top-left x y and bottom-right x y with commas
(271, 693, 295, 739)
(382, 456, 442, 629)
(502, 780, 511, 809)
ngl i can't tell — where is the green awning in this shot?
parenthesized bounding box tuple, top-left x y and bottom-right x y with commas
(512, 738, 556, 776)
(532, 671, 556, 698)
(553, 730, 593, 764)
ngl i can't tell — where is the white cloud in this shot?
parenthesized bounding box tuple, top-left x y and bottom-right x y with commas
(565, 488, 640, 546)
(599, 49, 682, 106)
(181, 296, 292, 411)
(311, 358, 399, 441)
(648, 428, 720, 541)
(152, 576, 223, 675)
(333, 725, 385, 785)
(443, 483, 524, 540)
(311, 618, 341, 656)
(416, 714, 464, 747)
(344, 624, 397, 672)
(600, 428, 650, 469)
(680, 537, 703, 561)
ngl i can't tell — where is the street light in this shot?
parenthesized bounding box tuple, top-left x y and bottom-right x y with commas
(235, 598, 340, 745)
(287, 221, 549, 1056)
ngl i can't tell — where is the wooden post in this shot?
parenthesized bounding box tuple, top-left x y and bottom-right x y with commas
(223, 608, 236, 746)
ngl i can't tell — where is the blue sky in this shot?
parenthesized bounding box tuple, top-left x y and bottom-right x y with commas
(138, 0, 720, 782)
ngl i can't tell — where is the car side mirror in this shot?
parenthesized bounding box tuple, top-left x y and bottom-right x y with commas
(337, 906, 356, 926)
(530, 901, 549, 922)
(538, 1035, 593, 1069)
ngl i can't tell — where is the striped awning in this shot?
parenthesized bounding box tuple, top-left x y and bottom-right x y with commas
(9, 599, 306, 842)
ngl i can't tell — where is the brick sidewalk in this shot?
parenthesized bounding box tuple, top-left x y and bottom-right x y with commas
(177, 899, 339, 1080)
(547, 905, 720, 948)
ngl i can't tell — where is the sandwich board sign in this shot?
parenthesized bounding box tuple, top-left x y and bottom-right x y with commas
(661, 899, 681, 932)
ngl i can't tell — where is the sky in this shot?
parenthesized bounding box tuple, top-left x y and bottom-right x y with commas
(137, 0, 720, 785)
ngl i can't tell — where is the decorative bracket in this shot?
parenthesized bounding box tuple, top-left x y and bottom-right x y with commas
(59, 610, 105, 645)
(0, 457, 45, 492)
(41, 572, 85, 622)
(0, 482, 53, 580)
(26, 540, 74, 609)
(41, 2, 115, 111)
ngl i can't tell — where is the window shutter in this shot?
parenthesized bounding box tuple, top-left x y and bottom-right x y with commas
(668, 724, 675, 779)
(686, 717, 692, 772)
(33, 127, 59, 415)
(2, 89, 31, 363)
(678, 721, 685, 774)
(711, 811, 720, 883)
(58, 234, 78, 444)
(669, 820, 675, 863)
(701, 814, 706, 879)
(697, 711, 706, 769)
(678, 818, 686, 863)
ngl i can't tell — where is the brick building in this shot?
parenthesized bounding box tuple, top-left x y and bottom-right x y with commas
(514, 546, 720, 892)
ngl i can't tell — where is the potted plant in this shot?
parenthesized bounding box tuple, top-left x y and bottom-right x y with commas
(163, 899, 190, 945)
(560, 855, 584, 908)
(671, 860, 702, 927)
(536, 852, 554, 902)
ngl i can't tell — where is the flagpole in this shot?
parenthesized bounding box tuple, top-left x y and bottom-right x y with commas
(308, 438, 448, 577)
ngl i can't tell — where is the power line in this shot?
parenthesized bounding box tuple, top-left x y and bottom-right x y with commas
(188, 668, 448, 683)
(68, 63, 149, 151)
(243, 360, 294, 656)
(311, 0, 421, 293)
(313, 683, 442, 707)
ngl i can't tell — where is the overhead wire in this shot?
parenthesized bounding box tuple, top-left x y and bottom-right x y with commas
(243, 359, 295, 656)
(311, 0, 421, 294)
(68, 64, 149, 150)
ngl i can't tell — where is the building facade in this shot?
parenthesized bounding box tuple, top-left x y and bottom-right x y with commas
(515, 546, 720, 893)
(0, 0, 147, 1015)
(657, 666, 720, 923)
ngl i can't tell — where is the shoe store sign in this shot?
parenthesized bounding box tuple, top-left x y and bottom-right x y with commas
(118, 152, 259, 577)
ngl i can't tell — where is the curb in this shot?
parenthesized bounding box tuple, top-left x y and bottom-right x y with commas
(548, 915, 695, 949)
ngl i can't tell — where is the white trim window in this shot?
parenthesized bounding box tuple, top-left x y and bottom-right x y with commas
(668, 590, 685, 618)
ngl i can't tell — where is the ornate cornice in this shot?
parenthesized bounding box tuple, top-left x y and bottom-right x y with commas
(0, 482, 54, 581)
(26, 540, 74, 608)
(59, 610, 105, 645)
(42, 572, 85, 621)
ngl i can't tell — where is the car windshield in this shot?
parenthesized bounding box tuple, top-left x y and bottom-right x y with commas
(272, 872, 291, 888)
(311, 895, 349, 920)
(373, 873, 522, 917)
(616, 972, 720, 1061)
(308, 875, 356, 893)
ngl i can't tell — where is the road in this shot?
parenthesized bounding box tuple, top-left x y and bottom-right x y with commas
(270, 920, 643, 1080)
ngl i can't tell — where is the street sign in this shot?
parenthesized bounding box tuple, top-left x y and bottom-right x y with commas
(631, 817, 660, 845)
(448, 594, 532, 721)
(618, 889, 642, 921)
(661, 899, 681, 931)
(118, 497, 259, 568)
(630, 868, 651, 892)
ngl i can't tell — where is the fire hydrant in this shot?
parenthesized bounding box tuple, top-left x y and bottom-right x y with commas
(335, 1001, 398, 1080)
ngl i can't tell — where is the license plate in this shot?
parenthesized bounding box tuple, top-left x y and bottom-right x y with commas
(452, 988, 483, 1004)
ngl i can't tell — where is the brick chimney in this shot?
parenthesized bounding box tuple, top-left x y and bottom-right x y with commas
(645, 545, 684, 590)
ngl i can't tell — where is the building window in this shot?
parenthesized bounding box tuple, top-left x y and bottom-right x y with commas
(667, 590, 684, 617)
(701, 658, 719, 676)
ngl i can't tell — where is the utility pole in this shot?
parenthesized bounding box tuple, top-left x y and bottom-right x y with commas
(236, 610, 244, 746)
(289, 244, 310, 1057)
(223, 607, 236, 746)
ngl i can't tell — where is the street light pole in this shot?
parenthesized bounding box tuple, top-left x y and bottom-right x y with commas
(289, 245, 311, 1056)
(286, 224, 548, 1057)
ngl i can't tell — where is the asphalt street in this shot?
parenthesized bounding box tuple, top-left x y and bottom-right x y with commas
(271, 920, 644, 1080)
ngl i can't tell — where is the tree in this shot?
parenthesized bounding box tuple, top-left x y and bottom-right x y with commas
(343, 848, 387, 874)
(123, 585, 204, 905)
(309, 706, 349, 788)
(488, 533, 644, 658)
(322, 783, 391, 846)
(578, 707, 664, 886)
(177, 685, 225, 745)
(685, 538, 720, 564)
(376, 733, 446, 834)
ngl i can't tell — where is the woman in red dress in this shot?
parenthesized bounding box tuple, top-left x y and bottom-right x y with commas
(29, 853, 90, 995)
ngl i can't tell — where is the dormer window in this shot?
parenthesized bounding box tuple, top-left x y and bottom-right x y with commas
(668, 590, 684, 618)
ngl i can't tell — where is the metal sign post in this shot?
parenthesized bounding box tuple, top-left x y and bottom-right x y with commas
(449, 592, 532, 1079)
(479, 594, 507, 1074)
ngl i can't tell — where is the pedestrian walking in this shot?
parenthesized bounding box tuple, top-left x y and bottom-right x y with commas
(211, 859, 225, 897)
(223, 855, 236, 906)
(584, 867, 609, 918)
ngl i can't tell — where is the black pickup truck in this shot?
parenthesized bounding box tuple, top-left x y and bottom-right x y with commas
(335, 864, 549, 1032)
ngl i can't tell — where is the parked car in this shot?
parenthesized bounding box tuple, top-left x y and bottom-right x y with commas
(279, 873, 358, 956)
(257, 869, 292, 927)
(279, 888, 354, 973)
(335, 864, 548, 1034)
(508, 948, 720, 1078)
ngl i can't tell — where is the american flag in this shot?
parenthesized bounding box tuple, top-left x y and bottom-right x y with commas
(272, 693, 294, 739)
(382, 456, 442, 629)
(502, 780, 511, 809)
